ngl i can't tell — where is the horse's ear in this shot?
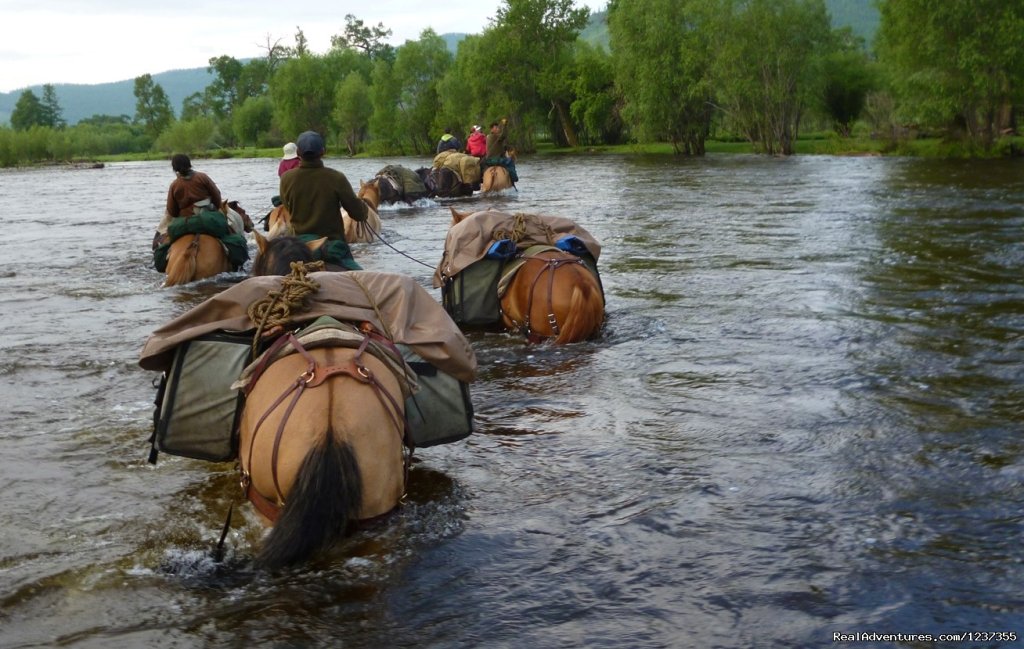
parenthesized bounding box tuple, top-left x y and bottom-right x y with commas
(254, 229, 268, 254)
(450, 206, 470, 225)
(360, 179, 367, 189)
(306, 237, 328, 252)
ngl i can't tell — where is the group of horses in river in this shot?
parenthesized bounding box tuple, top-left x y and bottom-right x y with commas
(147, 158, 605, 568)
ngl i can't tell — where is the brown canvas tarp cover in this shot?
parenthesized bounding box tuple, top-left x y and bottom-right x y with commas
(433, 150, 482, 185)
(432, 210, 602, 288)
(139, 271, 477, 383)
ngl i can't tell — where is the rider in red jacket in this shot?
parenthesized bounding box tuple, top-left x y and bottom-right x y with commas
(465, 125, 486, 157)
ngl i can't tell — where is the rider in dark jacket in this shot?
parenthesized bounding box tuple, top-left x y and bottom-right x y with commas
(437, 127, 462, 154)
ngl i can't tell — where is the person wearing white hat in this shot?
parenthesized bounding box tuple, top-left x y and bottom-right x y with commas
(278, 142, 301, 177)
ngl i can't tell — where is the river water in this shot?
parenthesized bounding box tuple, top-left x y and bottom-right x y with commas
(0, 153, 1021, 648)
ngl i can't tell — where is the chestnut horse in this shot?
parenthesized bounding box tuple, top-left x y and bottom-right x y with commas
(164, 200, 251, 287)
(240, 239, 410, 567)
(449, 207, 604, 343)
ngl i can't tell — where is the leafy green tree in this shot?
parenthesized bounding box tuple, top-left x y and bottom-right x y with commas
(331, 14, 395, 62)
(293, 27, 310, 57)
(233, 96, 274, 147)
(821, 29, 876, 136)
(482, 0, 590, 149)
(180, 92, 211, 121)
(133, 74, 175, 141)
(154, 117, 216, 153)
(205, 55, 244, 121)
(368, 59, 406, 154)
(436, 35, 495, 140)
(569, 41, 623, 145)
(608, 0, 715, 154)
(333, 72, 372, 155)
(77, 114, 132, 127)
(711, 0, 832, 154)
(272, 50, 369, 142)
(875, 0, 1024, 147)
(10, 90, 45, 131)
(40, 85, 66, 129)
(391, 30, 453, 154)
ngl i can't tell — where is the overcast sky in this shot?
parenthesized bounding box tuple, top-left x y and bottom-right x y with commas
(0, 0, 607, 93)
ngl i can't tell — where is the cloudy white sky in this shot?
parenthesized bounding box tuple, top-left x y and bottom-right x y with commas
(0, 0, 607, 92)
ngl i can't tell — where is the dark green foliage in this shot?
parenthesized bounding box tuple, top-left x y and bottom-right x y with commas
(10, 90, 45, 131)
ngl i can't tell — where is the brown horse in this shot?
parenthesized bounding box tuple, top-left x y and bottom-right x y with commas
(266, 201, 380, 244)
(251, 230, 328, 275)
(239, 241, 410, 567)
(164, 200, 249, 287)
(449, 207, 604, 343)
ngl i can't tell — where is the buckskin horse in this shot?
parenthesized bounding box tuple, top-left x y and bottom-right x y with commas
(141, 241, 476, 568)
(446, 207, 605, 343)
(265, 200, 381, 245)
(481, 147, 518, 194)
(235, 240, 479, 565)
(163, 200, 252, 287)
(239, 244, 410, 567)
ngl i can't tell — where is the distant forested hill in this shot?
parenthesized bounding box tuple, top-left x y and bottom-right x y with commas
(1, 1, 878, 127)
(0, 67, 215, 126)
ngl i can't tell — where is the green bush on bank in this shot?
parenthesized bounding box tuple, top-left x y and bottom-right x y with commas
(4, 123, 1022, 168)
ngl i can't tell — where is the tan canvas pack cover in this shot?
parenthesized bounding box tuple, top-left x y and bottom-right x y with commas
(433, 150, 482, 184)
(139, 271, 477, 383)
(433, 210, 602, 288)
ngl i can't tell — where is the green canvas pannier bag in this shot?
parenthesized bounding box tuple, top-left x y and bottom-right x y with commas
(149, 331, 253, 463)
(167, 210, 231, 240)
(396, 345, 474, 448)
(441, 257, 504, 326)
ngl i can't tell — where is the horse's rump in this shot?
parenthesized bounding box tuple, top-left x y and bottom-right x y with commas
(239, 343, 408, 566)
(499, 247, 605, 343)
(164, 233, 232, 287)
(437, 210, 605, 343)
(482, 166, 512, 193)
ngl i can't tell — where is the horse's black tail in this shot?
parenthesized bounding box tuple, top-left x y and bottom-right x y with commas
(257, 430, 362, 569)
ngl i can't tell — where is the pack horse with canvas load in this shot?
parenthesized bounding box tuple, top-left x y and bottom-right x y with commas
(436, 208, 605, 344)
(154, 200, 253, 286)
(139, 254, 477, 567)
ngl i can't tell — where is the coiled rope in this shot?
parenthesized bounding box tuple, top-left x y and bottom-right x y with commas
(492, 212, 556, 246)
(247, 260, 324, 354)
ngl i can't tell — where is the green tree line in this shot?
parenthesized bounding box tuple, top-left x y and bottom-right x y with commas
(2, 0, 1022, 167)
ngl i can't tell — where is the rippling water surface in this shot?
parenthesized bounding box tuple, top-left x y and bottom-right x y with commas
(1, 153, 1022, 648)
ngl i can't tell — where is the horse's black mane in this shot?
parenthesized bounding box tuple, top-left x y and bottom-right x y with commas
(252, 236, 315, 276)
